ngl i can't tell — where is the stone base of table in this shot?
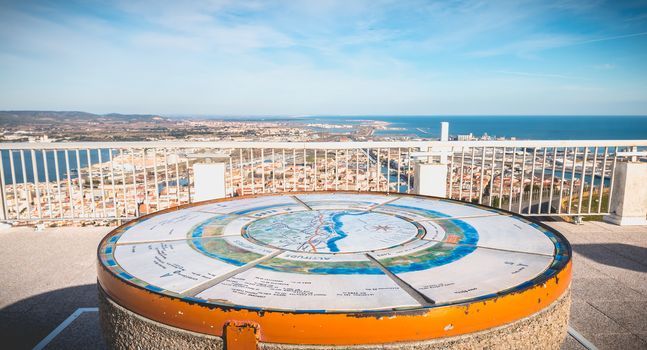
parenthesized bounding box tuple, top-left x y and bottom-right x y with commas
(99, 286, 224, 350)
(99, 286, 570, 350)
(260, 290, 572, 350)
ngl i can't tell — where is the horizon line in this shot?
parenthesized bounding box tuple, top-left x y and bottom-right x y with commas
(1, 110, 647, 118)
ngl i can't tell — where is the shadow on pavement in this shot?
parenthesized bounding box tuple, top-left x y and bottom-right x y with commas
(0, 283, 100, 350)
(572, 243, 647, 273)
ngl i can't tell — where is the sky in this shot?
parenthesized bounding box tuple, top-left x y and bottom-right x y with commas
(1, 0, 647, 116)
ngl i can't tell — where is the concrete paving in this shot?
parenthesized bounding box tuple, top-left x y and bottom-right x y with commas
(547, 221, 647, 350)
(0, 221, 645, 350)
(0, 226, 107, 350)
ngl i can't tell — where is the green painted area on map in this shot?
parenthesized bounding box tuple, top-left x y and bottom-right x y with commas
(256, 257, 382, 275)
(378, 242, 457, 268)
(303, 200, 376, 209)
(380, 205, 447, 220)
(189, 238, 264, 265)
(192, 215, 243, 238)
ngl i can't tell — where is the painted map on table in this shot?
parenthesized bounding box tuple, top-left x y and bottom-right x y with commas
(245, 210, 421, 253)
(100, 193, 568, 312)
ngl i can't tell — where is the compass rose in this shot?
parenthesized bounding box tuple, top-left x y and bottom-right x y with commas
(373, 224, 392, 232)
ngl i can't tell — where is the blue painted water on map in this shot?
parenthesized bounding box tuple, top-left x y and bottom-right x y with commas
(327, 211, 370, 252)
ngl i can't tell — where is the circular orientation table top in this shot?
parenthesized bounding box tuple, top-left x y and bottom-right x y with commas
(97, 192, 572, 345)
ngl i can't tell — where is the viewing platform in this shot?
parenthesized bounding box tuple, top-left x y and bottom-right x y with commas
(0, 137, 645, 349)
(3, 0, 647, 348)
(1, 219, 645, 349)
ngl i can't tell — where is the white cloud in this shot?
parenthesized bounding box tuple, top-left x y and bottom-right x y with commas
(592, 63, 616, 70)
(1, 0, 646, 115)
(469, 31, 647, 58)
(132, 25, 294, 52)
(492, 70, 580, 80)
(468, 35, 581, 58)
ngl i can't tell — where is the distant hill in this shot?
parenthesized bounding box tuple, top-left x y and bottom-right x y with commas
(0, 111, 169, 126)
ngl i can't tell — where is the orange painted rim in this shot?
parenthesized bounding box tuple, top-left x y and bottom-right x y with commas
(97, 191, 572, 345)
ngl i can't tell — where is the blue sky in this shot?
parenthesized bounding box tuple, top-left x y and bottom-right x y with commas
(1, 0, 646, 116)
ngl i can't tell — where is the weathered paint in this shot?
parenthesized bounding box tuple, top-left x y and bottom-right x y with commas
(98, 262, 570, 345)
(224, 320, 260, 350)
(97, 191, 572, 346)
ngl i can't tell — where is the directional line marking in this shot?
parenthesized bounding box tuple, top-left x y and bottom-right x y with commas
(365, 253, 435, 307)
(182, 250, 283, 297)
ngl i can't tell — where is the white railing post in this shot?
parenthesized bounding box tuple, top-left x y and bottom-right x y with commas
(0, 155, 7, 221)
(0, 178, 6, 221)
(603, 153, 647, 226)
(193, 162, 226, 202)
(440, 121, 449, 164)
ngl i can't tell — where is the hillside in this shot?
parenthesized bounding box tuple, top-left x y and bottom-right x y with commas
(0, 111, 168, 126)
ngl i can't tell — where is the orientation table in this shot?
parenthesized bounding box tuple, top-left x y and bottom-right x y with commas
(97, 192, 572, 349)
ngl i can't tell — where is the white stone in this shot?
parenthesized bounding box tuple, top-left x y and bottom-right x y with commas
(604, 161, 647, 226)
(414, 163, 448, 198)
(193, 163, 226, 202)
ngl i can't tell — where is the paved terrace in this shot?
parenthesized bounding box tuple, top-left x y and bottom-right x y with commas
(0, 221, 645, 350)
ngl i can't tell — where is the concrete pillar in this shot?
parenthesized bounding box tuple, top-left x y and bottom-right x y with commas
(193, 163, 226, 202)
(603, 162, 647, 226)
(440, 122, 450, 165)
(440, 122, 449, 141)
(414, 163, 448, 198)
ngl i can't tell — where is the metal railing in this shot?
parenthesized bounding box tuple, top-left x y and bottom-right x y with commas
(0, 140, 645, 223)
(442, 140, 646, 217)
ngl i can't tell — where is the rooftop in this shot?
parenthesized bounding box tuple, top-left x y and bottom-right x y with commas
(0, 220, 645, 349)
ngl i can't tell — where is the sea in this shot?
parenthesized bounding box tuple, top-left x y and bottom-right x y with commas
(2, 116, 646, 184)
(235, 115, 647, 140)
